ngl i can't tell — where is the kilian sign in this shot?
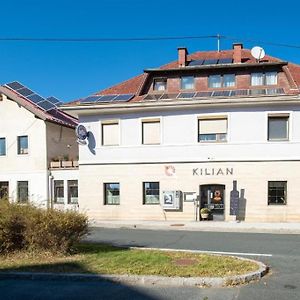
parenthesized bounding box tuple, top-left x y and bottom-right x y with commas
(193, 167, 234, 176)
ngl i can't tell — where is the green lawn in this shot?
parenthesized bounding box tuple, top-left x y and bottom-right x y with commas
(0, 243, 258, 277)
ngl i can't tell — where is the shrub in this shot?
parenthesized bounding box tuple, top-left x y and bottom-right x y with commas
(0, 201, 88, 254)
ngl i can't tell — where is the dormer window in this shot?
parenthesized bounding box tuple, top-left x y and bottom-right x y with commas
(208, 74, 235, 88)
(153, 78, 167, 91)
(181, 76, 195, 90)
(251, 72, 277, 86)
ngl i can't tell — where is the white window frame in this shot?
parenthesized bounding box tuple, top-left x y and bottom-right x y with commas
(140, 117, 162, 145)
(153, 78, 167, 92)
(0, 137, 6, 156)
(251, 72, 278, 86)
(17, 135, 29, 155)
(208, 74, 235, 88)
(100, 119, 120, 146)
(181, 76, 195, 90)
(267, 112, 290, 142)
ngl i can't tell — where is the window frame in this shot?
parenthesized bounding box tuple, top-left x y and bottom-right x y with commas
(141, 118, 161, 145)
(104, 182, 120, 205)
(101, 120, 120, 146)
(153, 78, 167, 92)
(17, 181, 29, 203)
(143, 182, 160, 205)
(17, 135, 29, 155)
(267, 115, 289, 141)
(251, 71, 278, 86)
(0, 137, 6, 156)
(54, 180, 65, 204)
(208, 74, 235, 88)
(180, 76, 195, 90)
(198, 117, 228, 143)
(67, 180, 78, 204)
(268, 181, 287, 205)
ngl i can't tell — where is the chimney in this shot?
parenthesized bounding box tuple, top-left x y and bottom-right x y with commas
(233, 43, 243, 63)
(178, 47, 188, 67)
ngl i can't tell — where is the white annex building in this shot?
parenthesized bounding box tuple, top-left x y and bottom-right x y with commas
(65, 44, 300, 222)
(0, 82, 79, 210)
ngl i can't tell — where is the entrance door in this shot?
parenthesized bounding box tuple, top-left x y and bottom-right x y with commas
(200, 184, 225, 221)
(0, 181, 9, 200)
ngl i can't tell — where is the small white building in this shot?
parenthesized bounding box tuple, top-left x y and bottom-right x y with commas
(63, 44, 300, 222)
(0, 82, 79, 210)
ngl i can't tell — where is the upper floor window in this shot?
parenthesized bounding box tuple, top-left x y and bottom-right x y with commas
(268, 181, 287, 205)
(0, 138, 6, 156)
(251, 72, 277, 86)
(101, 121, 119, 146)
(268, 115, 289, 141)
(153, 78, 167, 91)
(208, 74, 235, 88)
(17, 136, 28, 155)
(198, 117, 227, 142)
(142, 119, 160, 145)
(181, 76, 194, 90)
(104, 183, 120, 205)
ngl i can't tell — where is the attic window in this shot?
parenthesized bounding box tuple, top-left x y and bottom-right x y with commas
(251, 72, 278, 86)
(153, 78, 167, 91)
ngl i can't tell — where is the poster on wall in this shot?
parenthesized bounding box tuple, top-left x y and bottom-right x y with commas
(162, 191, 181, 210)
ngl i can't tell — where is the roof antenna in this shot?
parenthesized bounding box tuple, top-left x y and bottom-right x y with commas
(217, 34, 220, 52)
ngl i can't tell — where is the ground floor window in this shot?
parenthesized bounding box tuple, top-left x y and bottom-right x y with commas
(104, 183, 120, 205)
(17, 181, 28, 203)
(143, 182, 160, 204)
(268, 181, 287, 205)
(68, 180, 78, 204)
(54, 180, 64, 204)
(0, 181, 9, 199)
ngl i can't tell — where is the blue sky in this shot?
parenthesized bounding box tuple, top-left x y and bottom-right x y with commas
(0, 0, 299, 101)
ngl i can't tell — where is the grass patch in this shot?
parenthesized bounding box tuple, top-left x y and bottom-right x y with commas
(0, 243, 259, 277)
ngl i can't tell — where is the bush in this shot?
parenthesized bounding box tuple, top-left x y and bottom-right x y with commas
(0, 201, 88, 254)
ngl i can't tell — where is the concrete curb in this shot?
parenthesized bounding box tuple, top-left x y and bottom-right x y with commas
(0, 252, 268, 287)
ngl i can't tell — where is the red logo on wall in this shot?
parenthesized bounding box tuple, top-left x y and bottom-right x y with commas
(165, 165, 175, 176)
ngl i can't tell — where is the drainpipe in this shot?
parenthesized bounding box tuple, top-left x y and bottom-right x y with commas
(48, 173, 54, 210)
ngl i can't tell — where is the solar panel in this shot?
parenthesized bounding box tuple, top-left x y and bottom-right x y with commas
(159, 93, 179, 100)
(47, 96, 62, 105)
(80, 96, 102, 103)
(212, 91, 231, 97)
(218, 58, 233, 64)
(113, 94, 134, 101)
(38, 100, 56, 111)
(189, 59, 204, 66)
(203, 59, 218, 65)
(6, 81, 25, 90)
(27, 94, 45, 104)
(17, 87, 34, 97)
(143, 94, 162, 100)
(178, 92, 196, 99)
(249, 89, 266, 96)
(230, 89, 249, 96)
(194, 91, 213, 97)
(98, 95, 117, 102)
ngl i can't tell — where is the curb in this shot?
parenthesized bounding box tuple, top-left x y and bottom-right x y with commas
(0, 254, 268, 287)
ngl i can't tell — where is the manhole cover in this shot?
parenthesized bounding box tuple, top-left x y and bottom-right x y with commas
(173, 258, 197, 266)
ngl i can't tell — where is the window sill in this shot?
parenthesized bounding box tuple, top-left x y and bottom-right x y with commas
(268, 203, 287, 206)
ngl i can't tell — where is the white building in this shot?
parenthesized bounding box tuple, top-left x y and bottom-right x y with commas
(63, 44, 300, 222)
(0, 82, 79, 210)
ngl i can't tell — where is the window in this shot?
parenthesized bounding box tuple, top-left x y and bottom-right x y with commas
(251, 72, 277, 86)
(143, 182, 160, 204)
(104, 183, 120, 205)
(198, 118, 227, 142)
(17, 181, 28, 203)
(68, 180, 78, 204)
(0, 138, 6, 156)
(102, 121, 119, 146)
(142, 119, 160, 145)
(0, 181, 9, 200)
(208, 74, 235, 88)
(54, 180, 64, 204)
(181, 76, 194, 90)
(268, 115, 288, 141)
(17, 136, 28, 154)
(153, 78, 167, 91)
(268, 181, 287, 205)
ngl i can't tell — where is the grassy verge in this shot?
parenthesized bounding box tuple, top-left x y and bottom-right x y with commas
(0, 243, 258, 277)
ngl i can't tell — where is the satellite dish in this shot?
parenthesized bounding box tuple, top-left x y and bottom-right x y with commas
(75, 124, 89, 145)
(251, 46, 265, 61)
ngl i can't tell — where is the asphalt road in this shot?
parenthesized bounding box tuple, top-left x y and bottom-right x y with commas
(1, 228, 300, 300)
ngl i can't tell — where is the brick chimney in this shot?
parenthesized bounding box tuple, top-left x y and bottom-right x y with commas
(178, 47, 188, 67)
(233, 43, 243, 63)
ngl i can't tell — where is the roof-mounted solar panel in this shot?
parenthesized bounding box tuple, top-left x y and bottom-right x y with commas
(80, 96, 102, 103)
(98, 95, 117, 102)
(47, 96, 62, 105)
(27, 94, 46, 104)
(250, 89, 266, 96)
(212, 90, 231, 97)
(113, 94, 134, 102)
(17, 87, 34, 97)
(38, 100, 56, 111)
(178, 92, 196, 99)
(159, 93, 179, 100)
(144, 94, 162, 100)
(203, 59, 218, 65)
(5, 81, 25, 90)
(218, 58, 233, 64)
(189, 59, 204, 66)
(230, 89, 249, 96)
(194, 91, 213, 97)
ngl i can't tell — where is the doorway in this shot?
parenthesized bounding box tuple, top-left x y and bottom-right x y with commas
(200, 184, 225, 221)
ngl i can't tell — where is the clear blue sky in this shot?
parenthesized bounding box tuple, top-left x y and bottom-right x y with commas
(0, 0, 299, 102)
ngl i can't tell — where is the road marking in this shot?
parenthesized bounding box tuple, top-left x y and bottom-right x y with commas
(130, 246, 273, 257)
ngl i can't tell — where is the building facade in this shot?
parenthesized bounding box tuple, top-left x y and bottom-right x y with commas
(0, 82, 79, 210)
(63, 44, 300, 222)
